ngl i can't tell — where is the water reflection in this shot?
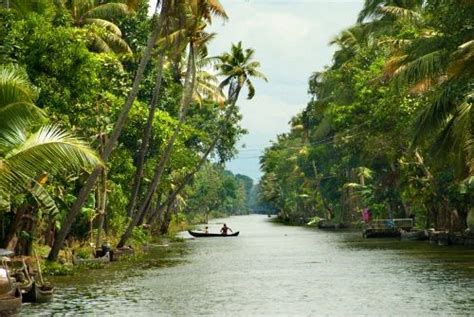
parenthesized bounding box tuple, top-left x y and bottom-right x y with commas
(24, 215, 473, 316)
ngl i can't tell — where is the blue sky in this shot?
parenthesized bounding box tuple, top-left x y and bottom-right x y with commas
(149, 0, 364, 181)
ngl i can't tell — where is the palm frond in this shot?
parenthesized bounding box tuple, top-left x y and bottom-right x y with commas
(394, 49, 447, 87)
(447, 40, 474, 80)
(245, 79, 255, 99)
(84, 18, 122, 36)
(0, 66, 37, 108)
(84, 2, 130, 20)
(429, 98, 472, 177)
(88, 33, 113, 53)
(413, 84, 456, 144)
(101, 32, 132, 54)
(377, 5, 421, 23)
(247, 68, 268, 82)
(2, 125, 102, 192)
(0, 123, 27, 154)
(431, 99, 471, 153)
(357, 0, 386, 23)
(0, 101, 46, 134)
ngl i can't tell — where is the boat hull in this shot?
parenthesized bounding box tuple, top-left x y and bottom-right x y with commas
(188, 230, 239, 238)
(23, 283, 54, 303)
(0, 287, 22, 317)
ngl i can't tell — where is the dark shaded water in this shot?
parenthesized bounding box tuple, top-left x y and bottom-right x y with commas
(24, 215, 474, 316)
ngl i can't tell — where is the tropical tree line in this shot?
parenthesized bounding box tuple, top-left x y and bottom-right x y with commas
(258, 0, 473, 231)
(183, 163, 253, 224)
(0, 0, 265, 261)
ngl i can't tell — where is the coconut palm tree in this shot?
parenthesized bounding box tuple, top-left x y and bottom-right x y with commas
(216, 41, 267, 106)
(0, 66, 101, 252)
(147, 42, 267, 230)
(48, 0, 168, 261)
(379, 3, 474, 177)
(116, 0, 227, 248)
(61, 0, 133, 54)
(0, 66, 101, 196)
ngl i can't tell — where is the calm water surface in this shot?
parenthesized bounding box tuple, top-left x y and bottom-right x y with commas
(24, 215, 474, 316)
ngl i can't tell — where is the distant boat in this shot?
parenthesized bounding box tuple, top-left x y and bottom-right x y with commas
(188, 230, 239, 238)
(73, 252, 110, 265)
(400, 230, 429, 241)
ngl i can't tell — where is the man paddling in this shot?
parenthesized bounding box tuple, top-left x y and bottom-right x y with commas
(220, 223, 233, 235)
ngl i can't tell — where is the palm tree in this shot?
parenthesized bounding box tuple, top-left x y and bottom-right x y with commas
(0, 66, 101, 252)
(216, 41, 267, 106)
(380, 3, 474, 177)
(48, 0, 168, 261)
(0, 66, 101, 194)
(147, 42, 267, 231)
(61, 0, 133, 54)
(116, 0, 228, 248)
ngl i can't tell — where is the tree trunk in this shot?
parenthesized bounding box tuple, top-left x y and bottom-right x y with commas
(149, 200, 166, 233)
(126, 55, 165, 217)
(312, 160, 332, 219)
(159, 200, 174, 235)
(117, 43, 197, 248)
(47, 2, 165, 261)
(3, 205, 26, 249)
(95, 156, 107, 248)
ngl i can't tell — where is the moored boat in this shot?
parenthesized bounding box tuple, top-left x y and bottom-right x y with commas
(400, 229, 429, 241)
(188, 230, 239, 237)
(0, 249, 22, 316)
(10, 258, 33, 303)
(23, 282, 54, 303)
(73, 252, 111, 265)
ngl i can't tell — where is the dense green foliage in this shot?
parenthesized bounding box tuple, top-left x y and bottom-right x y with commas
(258, 0, 473, 230)
(0, 0, 262, 259)
(184, 163, 252, 222)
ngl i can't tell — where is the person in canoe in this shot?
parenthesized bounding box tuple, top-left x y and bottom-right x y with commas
(220, 224, 233, 235)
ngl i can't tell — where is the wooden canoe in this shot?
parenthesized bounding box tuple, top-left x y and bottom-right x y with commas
(188, 230, 239, 238)
(23, 282, 54, 303)
(73, 252, 110, 265)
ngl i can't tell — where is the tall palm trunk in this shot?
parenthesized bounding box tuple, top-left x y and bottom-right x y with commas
(95, 134, 107, 248)
(126, 55, 165, 217)
(47, 2, 167, 261)
(117, 43, 197, 248)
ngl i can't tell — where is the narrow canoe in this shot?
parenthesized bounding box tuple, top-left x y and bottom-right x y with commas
(23, 282, 54, 303)
(188, 230, 239, 238)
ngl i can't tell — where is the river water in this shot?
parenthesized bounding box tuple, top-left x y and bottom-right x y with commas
(24, 215, 473, 316)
